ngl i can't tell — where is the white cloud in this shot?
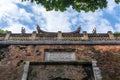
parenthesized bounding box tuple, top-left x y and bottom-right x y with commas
(0, 0, 34, 32)
(19, 8, 33, 23)
(0, 0, 120, 33)
(3, 23, 32, 33)
(115, 23, 120, 32)
(32, 5, 72, 32)
(0, 0, 19, 19)
(75, 10, 114, 33)
(106, 0, 117, 13)
(97, 19, 114, 33)
(31, 5, 114, 33)
(106, 0, 120, 18)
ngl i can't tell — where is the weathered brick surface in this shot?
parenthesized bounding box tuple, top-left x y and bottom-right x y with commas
(0, 45, 120, 80)
(28, 65, 90, 80)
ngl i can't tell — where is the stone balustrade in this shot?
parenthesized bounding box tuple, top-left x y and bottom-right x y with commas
(0, 30, 120, 41)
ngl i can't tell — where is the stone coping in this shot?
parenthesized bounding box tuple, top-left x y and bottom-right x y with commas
(1, 40, 120, 45)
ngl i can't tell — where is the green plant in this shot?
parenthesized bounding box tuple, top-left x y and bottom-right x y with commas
(114, 32, 120, 34)
(23, 61, 26, 64)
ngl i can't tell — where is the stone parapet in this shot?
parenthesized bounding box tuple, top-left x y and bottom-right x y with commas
(1, 28, 120, 41)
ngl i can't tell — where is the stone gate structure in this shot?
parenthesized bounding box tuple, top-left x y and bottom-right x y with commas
(0, 26, 120, 80)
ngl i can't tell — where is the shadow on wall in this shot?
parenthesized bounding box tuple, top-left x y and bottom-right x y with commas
(50, 77, 92, 80)
(50, 77, 74, 80)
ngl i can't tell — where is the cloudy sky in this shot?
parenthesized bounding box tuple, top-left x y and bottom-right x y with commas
(0, 0, 120, 33)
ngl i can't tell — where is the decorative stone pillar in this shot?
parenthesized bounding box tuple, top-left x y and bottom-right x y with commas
(22, 61, 30, 80)
(4, 31, 11, 40)
(31, 31, 36, 40)
(83, 31, 88, 40)
(57, 31, 63, 40)
(107, 31, 115, 40)
(92, 28, 96, 34)
(92, 61, 102, 80)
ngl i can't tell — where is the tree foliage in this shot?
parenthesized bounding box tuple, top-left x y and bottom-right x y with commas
(0, 29, 8, 34)
(114, 32, 120, 34)
(22, 0, 120, 12)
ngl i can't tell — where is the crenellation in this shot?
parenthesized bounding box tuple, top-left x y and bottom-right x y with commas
(31, 31, 36, 40)
(57, 31, 63, 40)
(83, 31, 89, 40)
(107, 31, 115, 40)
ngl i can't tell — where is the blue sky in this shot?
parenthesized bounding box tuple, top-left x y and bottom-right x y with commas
(0, 0, 120, 33)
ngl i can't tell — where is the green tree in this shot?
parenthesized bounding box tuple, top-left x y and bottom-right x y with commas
(114, 32, 120, 34)
(22, 0, 120, 12)
(0, 29, 8, 34)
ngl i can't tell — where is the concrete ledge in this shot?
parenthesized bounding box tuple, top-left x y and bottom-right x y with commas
(1, 40, 120, 45)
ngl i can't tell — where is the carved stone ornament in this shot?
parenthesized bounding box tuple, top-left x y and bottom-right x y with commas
(21, 27, 26, 34)
(92, 28, 96, 34)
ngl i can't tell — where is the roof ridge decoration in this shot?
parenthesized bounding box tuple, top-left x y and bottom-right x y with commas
(21, 27, 26, 34)
(36, 25, 81, 34)
(37, 25, 46, 33)
(69, 26, 81, 34)
(92, 27, 96, 34)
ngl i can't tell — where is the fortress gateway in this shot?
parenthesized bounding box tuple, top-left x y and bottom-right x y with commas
(0, 26, 120, 80)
